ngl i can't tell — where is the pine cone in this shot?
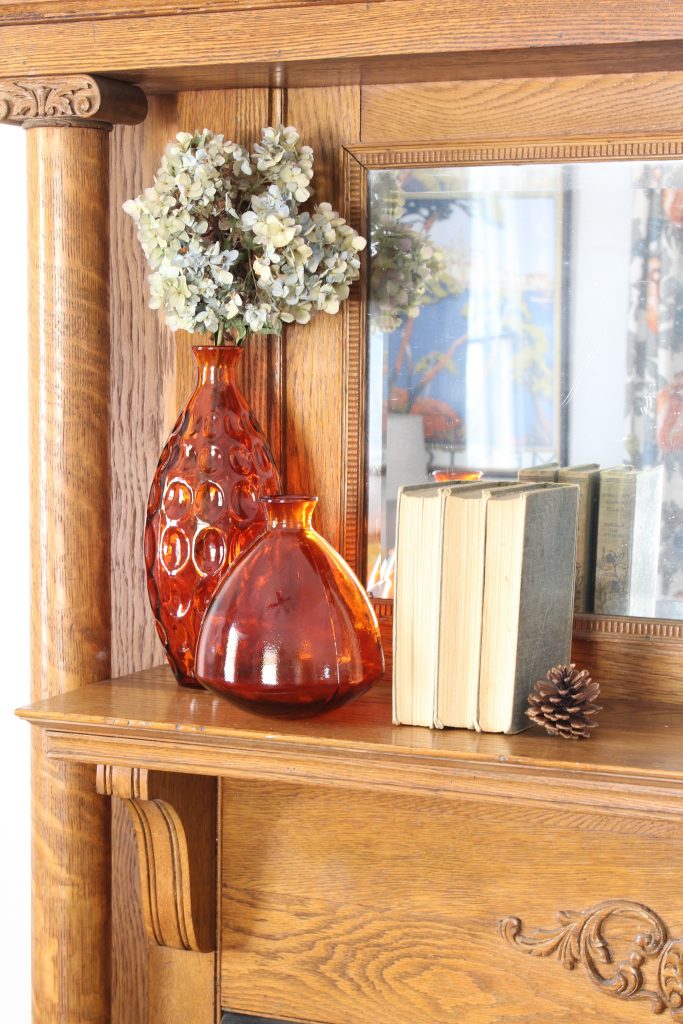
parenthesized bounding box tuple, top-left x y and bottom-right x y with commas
(527, 664, 601, 740)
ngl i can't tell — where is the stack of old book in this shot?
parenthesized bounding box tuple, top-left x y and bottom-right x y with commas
(392, 477, 579, 733)
(393, 461, 665, 733)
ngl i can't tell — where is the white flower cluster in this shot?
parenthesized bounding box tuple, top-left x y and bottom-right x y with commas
(369, 172, 450, 332)
(123, 126, 366, 340)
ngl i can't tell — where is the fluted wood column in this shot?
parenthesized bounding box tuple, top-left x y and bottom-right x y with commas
(1, 75, 147, 1024)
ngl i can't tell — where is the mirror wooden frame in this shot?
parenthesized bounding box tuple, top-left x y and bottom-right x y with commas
(339, 137, 683, 699)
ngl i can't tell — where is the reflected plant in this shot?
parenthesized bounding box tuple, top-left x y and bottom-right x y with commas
(369, 171, 467, 426)
(369, 170, 461, 333)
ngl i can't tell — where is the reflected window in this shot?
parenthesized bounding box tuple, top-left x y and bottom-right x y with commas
(366, 160, 683, 620)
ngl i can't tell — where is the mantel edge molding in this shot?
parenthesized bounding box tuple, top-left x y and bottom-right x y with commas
(0, 74, 147, 127)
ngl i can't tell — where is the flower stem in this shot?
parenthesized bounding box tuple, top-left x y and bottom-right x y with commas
(216, 321, 224, 346)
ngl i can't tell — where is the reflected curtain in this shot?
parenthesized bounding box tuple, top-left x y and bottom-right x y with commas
(627, 165, 683, 613)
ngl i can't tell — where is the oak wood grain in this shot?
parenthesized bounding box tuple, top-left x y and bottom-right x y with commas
(7, 45, 683, 97)
(110, 95, 179, 680)
(361, 72, 683, 144)
(28, 124, 112, 1024)
(0, 0, 378, 21)
(4, 1, 683, 89)
(148, 947, 215, 1024)
(220, 779, 683, 1023)
(284, 86, 361, 546)
(112, 798, 148, 1024)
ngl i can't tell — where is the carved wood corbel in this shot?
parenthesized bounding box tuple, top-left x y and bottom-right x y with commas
(500, 900, 683, 1019)
(97, 766, 217, 953)
(0, 74, 147, 128)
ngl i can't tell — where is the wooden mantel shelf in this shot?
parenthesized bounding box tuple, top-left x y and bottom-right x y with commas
(17, 666, 683, 814)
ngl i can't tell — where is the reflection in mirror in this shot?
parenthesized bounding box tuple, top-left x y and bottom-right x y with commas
(366, 160, 683, 619)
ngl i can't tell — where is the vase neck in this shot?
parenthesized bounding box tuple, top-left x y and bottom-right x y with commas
(262, 496, 317, 530)
(193, 345, 242, 386)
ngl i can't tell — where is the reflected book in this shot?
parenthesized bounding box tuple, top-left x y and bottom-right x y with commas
(594, 465, 664, 617)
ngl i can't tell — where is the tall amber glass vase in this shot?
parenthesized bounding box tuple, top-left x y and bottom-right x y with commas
(145, 345, 280, 687)
(195, 495, 385, 715)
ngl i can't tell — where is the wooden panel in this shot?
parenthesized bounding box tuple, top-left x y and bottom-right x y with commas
(0, 0, 351, 12)
(572, 631, 683, 708)
(284, 86, 361, 546)
(28, 124, 112, 1023)
(220, 779, 683, 1023)
(1, 0, 671, 37)
(113, 799, 148, 1024)
(148, 947, 215, 1024)
(361, 72, 683, 144)
(110, 94, 179, 679)
(4, 1, 683, 87)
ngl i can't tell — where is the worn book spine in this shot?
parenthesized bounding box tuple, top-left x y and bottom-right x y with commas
(435, 491, 489, 731)
(594, 471, 636, 616)
(558, 465, 600, 613)
(518, 463, 559, 482)
(392, 489, 444, 727)
(436, 481, 533, 731)
(478, 484, 578, 734)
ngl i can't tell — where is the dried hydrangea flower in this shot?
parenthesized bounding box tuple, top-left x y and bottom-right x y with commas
(124, 126, 365, 342)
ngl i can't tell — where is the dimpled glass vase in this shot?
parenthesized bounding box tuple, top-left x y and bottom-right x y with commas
(194, 495, 385, 716)
(144, 345, 279, 688)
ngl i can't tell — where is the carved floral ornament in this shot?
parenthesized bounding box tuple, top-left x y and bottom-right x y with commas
(500, 900, 683, 1019)
(0, 75, 147, 126)
(0, 77, 100, 123)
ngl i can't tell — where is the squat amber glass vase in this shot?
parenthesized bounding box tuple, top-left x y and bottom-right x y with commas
(144, 345, 279, 688)
(195, 495, 385, 716)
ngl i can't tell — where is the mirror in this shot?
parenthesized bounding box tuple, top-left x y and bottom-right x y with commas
(365, 159, 683, 620)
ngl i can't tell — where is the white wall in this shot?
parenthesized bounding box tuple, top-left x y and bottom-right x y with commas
(569, 161, 633, 466)
(0, 125, 31, 1019)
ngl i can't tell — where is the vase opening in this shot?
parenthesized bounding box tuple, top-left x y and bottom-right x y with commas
(261, 494, 317, 530)
(193, 344, 242, 386)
